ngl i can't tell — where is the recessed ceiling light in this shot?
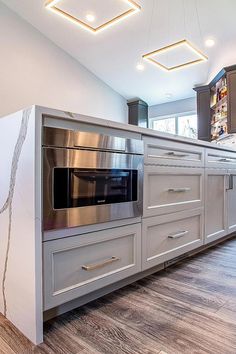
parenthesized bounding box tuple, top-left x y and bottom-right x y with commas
(205, 39, 215, 47)
(165, 93, 172, 99)
(136, 63, 145, 71)
(86, 13, 95, 23)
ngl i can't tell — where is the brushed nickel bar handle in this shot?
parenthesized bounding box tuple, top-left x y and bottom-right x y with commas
(219, 158, 234, 162)
(168, 230, 189, 239)
(165, 152, 189, 158)
(226, 174, 234, 191)
(168, 188, 191, 193)
(82, 256, 120, 271)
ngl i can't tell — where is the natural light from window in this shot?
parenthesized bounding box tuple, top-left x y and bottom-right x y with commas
(151, 113, 198, 139)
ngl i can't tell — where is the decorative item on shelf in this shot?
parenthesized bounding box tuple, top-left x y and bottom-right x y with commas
(45, 0, 141, 34)
(210, 93, 217, 108)
(219, 126, 225, 136)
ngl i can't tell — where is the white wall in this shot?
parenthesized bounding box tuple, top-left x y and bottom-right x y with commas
(149, 97, 196, 119)
(0, 2, 127, 122)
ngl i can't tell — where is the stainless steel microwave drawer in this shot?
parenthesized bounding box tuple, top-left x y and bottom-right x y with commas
(143, 137, 204, 167)
(143, 166, 204, 218)
(43, 224, 141, 310)
(142, 209, 204, 270)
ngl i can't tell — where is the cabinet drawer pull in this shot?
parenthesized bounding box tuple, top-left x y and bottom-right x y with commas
(168, 230, 189, 239)
(168, 188, 191, 193)
(219, 158, 234, 162)
(165, 152, 189, 158)
(82, 256, 120, 271)
(227, 174, 234, 190)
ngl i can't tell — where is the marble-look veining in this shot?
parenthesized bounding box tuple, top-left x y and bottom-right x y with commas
(0, 107, 42, 345)
(0, 108, 31, 316)
(64, 111, 75, 119)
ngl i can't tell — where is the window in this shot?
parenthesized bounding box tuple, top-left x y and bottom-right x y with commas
(152, 117, 176, 135)
(150, 113, 198, 139)
(178, 114, 198, 139)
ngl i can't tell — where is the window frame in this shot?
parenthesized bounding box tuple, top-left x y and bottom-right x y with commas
(149, 111, 197, 138)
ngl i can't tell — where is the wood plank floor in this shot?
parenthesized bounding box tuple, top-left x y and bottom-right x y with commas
(1, 237, 236, 354)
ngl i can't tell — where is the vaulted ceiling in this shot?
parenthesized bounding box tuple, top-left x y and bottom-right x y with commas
(2, 0, 236, 105)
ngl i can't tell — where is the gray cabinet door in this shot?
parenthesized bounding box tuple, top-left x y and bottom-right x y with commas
(227, 171, 236, 233)
(205, 169, 228, 243)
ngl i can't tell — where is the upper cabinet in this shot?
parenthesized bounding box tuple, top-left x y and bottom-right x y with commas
(194, 65, 236, 142)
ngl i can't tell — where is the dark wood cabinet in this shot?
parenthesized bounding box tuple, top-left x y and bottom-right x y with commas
(227, 69, 236, 133)
(127, 99, 148, 128)
(194, 86, 211, 141)
(194, 65, 236, 141)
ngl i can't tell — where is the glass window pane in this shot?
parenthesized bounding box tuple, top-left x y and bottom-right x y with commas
(152, 117, 176, 135)
(178, 114, 198, 139)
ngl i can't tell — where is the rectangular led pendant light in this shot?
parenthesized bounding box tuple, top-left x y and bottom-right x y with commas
(143, 39, 208, 71)
(45, 0, 141, 34)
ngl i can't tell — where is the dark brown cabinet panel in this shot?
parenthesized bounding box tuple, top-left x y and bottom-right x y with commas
(227, 70, 236, 133)
(194, 86, 211, 141)
(127, 100, 148, 128)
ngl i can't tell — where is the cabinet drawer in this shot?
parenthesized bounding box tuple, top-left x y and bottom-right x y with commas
(43, 224, 141, 310)
(206, 148, 236, 169)
(143, 137, 204, 167)
(142, 209, 204, 270)
(143, 166, 204, 217)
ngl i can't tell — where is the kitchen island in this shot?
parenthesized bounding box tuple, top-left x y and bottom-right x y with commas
(1, 106, 236, 344)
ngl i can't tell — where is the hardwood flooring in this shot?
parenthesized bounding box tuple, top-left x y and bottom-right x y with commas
(1, 237, 236, 354)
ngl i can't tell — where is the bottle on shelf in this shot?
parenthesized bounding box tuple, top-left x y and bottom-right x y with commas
(221, 104, 227, 119)
(219, 126, 225, 136)
(221, 85, 227, 98)
(210, 93, 217, 108)
(216, 109, 221, 121)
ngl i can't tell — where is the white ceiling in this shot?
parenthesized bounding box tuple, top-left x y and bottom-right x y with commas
(2, 0, 236, 105)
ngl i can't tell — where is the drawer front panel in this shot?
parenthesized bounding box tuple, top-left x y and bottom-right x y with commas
(143, 137, 204, 167)
(142, 209, 203, 270)
(206, 148, 236, 169)
(144, 167, 204, 217)
(43, 224, 141, 310)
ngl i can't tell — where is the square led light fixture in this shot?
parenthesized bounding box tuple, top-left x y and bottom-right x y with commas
(143, 39, 208, 71)
(45, 0, 141, 34)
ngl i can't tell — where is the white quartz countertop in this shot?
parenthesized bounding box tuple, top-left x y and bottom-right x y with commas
(11, 106, 236, 153)
(38, 105, 236, 153)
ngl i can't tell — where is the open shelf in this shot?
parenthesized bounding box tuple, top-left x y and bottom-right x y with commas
(194, 65, 236, 141)
(210, 95, 227, 110)
(210, 75, 228, 141)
